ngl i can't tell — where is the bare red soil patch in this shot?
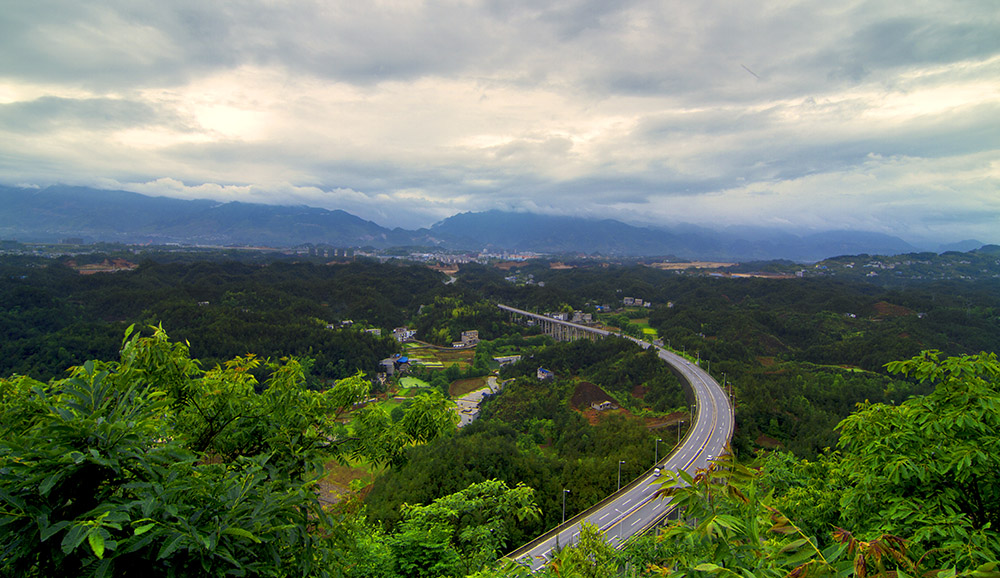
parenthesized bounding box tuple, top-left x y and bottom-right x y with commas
(873, 301, 913, 317)
(570, 381, 616, 410)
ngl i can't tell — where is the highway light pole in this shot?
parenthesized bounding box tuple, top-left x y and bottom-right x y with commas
(655, 438, 662, 464)
(562, 489, 570, 524)
(614, 508, 624, 543)
(617, 460, 625, 491)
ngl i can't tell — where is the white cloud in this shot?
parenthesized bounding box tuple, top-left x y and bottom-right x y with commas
(0, 0, 998, 244)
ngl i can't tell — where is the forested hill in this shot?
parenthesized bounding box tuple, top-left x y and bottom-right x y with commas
(1, 251, 998, 575)
(0, 185, 434, 247)
(0, 184, 931, 260)
(4, 252, 998, 458)
(0, 259, 448, 382)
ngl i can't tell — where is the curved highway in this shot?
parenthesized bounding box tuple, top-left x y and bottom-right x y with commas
(498, 305, 734, 571)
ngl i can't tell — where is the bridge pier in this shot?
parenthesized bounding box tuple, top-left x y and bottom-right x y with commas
(499, 304, 610, 342)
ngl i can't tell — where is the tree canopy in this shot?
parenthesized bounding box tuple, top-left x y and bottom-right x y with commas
(0, 326, 456, 577)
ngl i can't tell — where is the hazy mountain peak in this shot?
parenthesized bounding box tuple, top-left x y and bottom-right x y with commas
(1, 186, 927, 261)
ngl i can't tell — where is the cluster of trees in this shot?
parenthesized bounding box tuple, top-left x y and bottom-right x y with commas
(465, 352, 999, 577)
(411, 296, 510, 346)
(365, 339, 687, 545)
(0, 326, 460, 576)
(464, 263, 998, 457)
(6, 333, 995, 577)
(4, 251, 1000, 576)
(0, 259, 452, 383)
(502, 339, 687, 414)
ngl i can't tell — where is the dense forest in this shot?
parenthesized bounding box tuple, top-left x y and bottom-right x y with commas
(1, 251, 998, 576)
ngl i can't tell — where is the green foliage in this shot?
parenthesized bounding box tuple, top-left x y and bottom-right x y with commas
(833, 351, 1000, 568)
(366, 376, 669, 540)
(0, 350, 337, 576)
(352, 389, 458, 468)
(503, 339, 686, 414)
(645, 450, 995, 578)
(0, 259, 449, 384)
(0, 326, 457, 577)
(389, 479, 540, 577)
(412, 296, 509, 346)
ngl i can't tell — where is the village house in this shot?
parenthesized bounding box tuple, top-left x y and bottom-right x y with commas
(380, 354, 410, 376)
(493, 355, 521, 367)
(393, 327, 416, 342)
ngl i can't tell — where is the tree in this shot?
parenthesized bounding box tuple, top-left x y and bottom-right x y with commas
(351, 389, 458, 468)
(0, 359, 338, 577)
(834, 350, 1000, 568)
(390, 479, 540, 577)
(0, 326, 452, 577)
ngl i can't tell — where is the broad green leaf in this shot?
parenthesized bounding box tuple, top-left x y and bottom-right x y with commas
(221, 527, 261, 543)
(61, 524, 88, 554)
(157, 534, 187, 560)
(39, 520, 69, 542)
(777, 537, 809, 554)
(88, 530, 106, 559)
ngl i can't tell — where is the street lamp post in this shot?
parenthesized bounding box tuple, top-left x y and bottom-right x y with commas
(618, 460, 625, 491)
(562, 489, 570, 524)
(655, 438, 662, 464)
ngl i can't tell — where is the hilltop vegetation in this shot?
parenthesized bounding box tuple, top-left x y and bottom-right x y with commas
(1, 250, 999, 576)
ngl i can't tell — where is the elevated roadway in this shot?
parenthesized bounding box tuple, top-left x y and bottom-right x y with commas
(498, 305, 734, 571)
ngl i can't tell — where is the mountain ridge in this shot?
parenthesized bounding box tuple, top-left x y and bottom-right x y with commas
(0, 185, 932, 261)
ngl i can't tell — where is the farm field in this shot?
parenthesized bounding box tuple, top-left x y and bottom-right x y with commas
(630, 317, 659, 339)
(449, 376, 490, 397)
(404, 341, 476, 369)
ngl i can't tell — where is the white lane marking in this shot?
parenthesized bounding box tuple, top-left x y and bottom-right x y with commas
(599, 513, 610, 521)
(623, 499, 632, 505)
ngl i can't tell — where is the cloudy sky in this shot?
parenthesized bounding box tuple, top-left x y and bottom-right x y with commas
(1, 0, 998, 245)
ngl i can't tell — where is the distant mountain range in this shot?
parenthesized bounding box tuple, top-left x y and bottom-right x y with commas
(0, 185, 966, 262)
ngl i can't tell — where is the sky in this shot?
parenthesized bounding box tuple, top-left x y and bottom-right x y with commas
(1, 0, 998, 246)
